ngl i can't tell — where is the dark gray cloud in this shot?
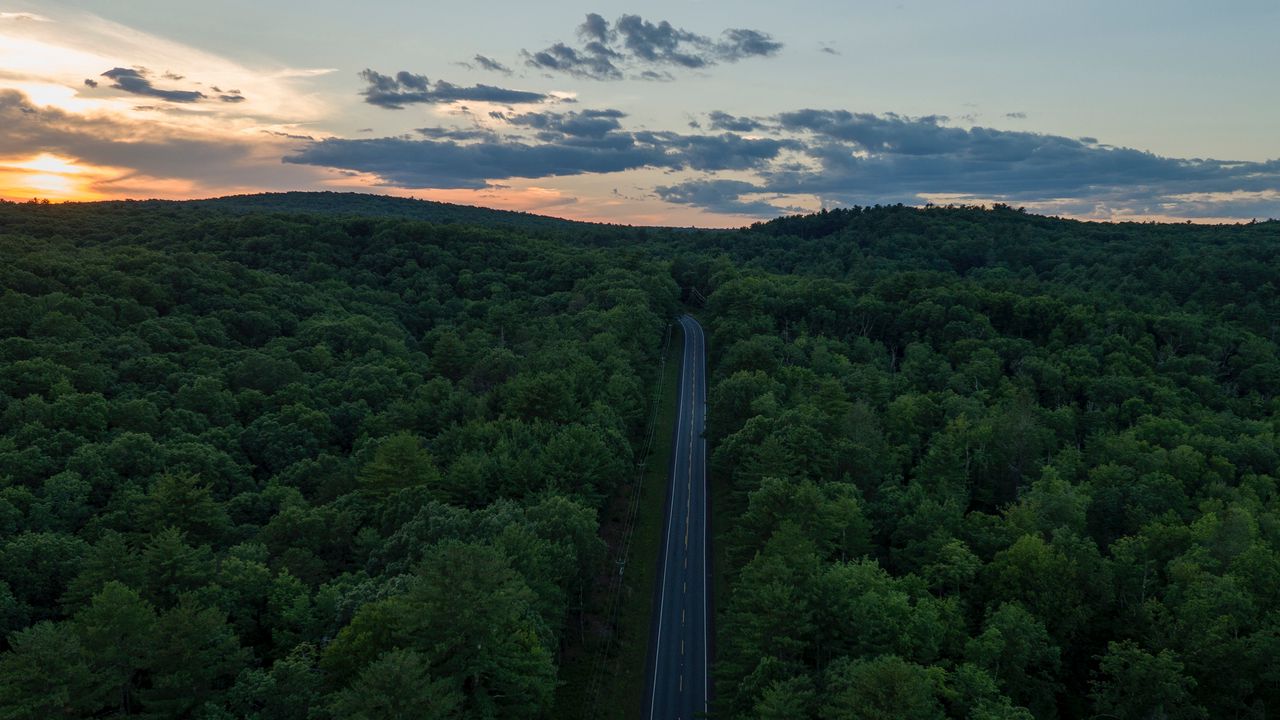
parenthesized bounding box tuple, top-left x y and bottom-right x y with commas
(654, 179, 785, 215)
(776, 109, 963, 155)
(707, 111, 765, 132)
(265, 130, 316, 141)
(716, 29, 784, 61)
(523, 41, 623, 81)
(82, 78, 98, 88)
(473, 55, 513, 75)
(634, 130, 797, 171)
(100, 67, 206, 103)
(524, 13, 783, 80)
(637, 69, 675, 82)
(288, 137, 665, 188)
(494, 108, 627, 138)
(1006, 112, 1027, 119)
(359, 69, 547, 109)
(416, 126, 500, 141)
(285, 126, 791, 189)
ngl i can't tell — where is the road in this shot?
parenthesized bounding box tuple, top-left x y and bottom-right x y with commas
(644, 314, 710, 720)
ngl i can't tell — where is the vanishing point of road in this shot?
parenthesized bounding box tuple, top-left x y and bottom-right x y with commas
(644, 314, 710, 720)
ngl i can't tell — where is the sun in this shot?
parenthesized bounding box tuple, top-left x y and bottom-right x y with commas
(0, 153, 114, 202)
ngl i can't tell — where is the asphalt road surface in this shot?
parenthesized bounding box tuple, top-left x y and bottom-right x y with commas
(644, 314, 710, 720)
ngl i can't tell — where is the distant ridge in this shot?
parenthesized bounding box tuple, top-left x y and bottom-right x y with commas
(6, 193, 1272, 237)
(107, 191, 601, 231)
(188, 191, 598, 228)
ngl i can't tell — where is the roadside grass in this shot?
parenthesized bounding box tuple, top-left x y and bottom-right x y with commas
(555, 321, 684, 718)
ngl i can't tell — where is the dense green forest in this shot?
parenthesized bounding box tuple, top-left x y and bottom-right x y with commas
(0, 198, 677, 718)
(689, 207, 1280, 719)
(1, 195, 1278, 719)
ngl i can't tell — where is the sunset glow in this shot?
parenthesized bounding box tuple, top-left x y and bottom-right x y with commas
(0, 153, 116, 201)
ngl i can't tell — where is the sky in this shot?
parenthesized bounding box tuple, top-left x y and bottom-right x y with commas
(2, 1, 1278, 226)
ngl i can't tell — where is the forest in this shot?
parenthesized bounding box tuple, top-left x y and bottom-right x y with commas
(690, 206, 1280, 719)
(0, 197, 678, 718)
(0, 194, 1278, 719)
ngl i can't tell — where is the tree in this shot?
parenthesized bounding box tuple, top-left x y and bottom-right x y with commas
(1090, 641, 1207, 720)
(964, 603, 1061, 717)
(327, 649, 462, 720)
(357, 432, 442, 495)
(430, 329, 469, 381)
(140, 473, 231, 545)
(820, 655, 946, 720)
(0, 532, 87, 621)
(984, 534, 1089, 642)
(60, 531, 146, 613)
(142, 528, 213, 606)
(217, 644, 323, 720)
(0, 622, 100, 719)
(922, 539, 981, 596)
(718, 525, 821, 716)
(754, 674, 817, 720)
(72, 581, 156, 714)
(323, 542, 556, 718)
(141, 598, 249, 717)
(536, 423, 628, 505)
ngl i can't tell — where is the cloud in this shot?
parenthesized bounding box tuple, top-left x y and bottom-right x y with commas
(0, 89, 238, 177)
(1005, 112, 1027, 119)
(775, 109, 962, 154)
(271, 68, 339, 78)
(716, 29, 784, 61)
(654, 179, 785, 216)
(472, 54, 513, 75)
(653, 109, 1280, 219)
(635, 130, 797, 171)
(0, 5, 332, 125)
(291, 103, 1279, 221)
(288, 136, 664, 189)
(494, 108, 627, 138)
(83, 78, 98, 88)
(416, 126, 500, 141)
(100, 67, 206, 103)
(358, 69, 547, 108)
(523, 41, 623, 81)
(0, 89, 331, 199)
(636, 70, 674, 82)
(0, 12, 50, 22)
(285, 123, 791, 189)
(707, 111, 765, 132)
(524, 13, 783, 80)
